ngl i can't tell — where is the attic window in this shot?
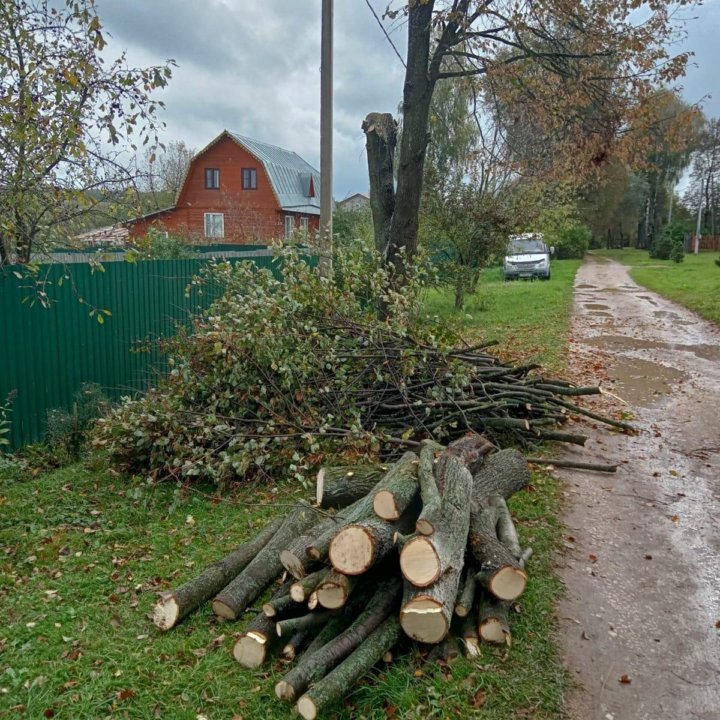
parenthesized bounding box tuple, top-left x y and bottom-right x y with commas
(205, 168, 220, 189)
(242, 168, 257, 190)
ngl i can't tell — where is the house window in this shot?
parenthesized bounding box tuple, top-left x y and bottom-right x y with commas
(242, 168, 257, 190)
(205, 168, 220, 189)
(284, 215, 295, 240)
(204, 212, 224, 238)
(300, 217, 309, 238)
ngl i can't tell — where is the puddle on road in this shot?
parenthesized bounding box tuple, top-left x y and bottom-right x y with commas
(576, 283, 598, 289)
(585, 334, 720, 362)
(584, 303, 610, 311)
(606, 357, 684, 407)
(588, 311, 613, 318)
(653, 310, 697, 326)
(638, 295, 659, 306)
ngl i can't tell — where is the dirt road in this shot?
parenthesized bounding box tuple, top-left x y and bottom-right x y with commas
(556, 255, 720, 720)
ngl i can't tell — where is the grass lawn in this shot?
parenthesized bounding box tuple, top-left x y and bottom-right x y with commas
(0, 260, 583, 720)
(423, 259, 582, 374)
(594, 248, 720, 326)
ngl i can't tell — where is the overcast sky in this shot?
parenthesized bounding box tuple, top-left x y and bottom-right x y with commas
(97, 0, 720, 199)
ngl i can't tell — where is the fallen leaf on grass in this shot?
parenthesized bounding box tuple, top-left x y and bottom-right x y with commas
(472, 690, 486, 708)
(117, 688, 136, 701)
(43, 709, 55, 718)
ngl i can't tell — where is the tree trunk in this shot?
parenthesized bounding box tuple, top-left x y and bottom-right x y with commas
(468, 499, 527, 601)
(276, 578, 401, 704)
(478, 594, 511, 645)
(290, 567, 331, 603)
(232, 611, 278, 668)
(212, 503, 319, 619)
(295, 617, 402, 720)
(152, 516, 283, 630)
(281, 630, 310, 662)
(454, 564, 477, 618)
(276, 610, 335, 639)
(362, 113, 397, 256)
(372, 453, 420, 521)
(316, 464, 389, 509)
(316, 571, 358, 610)
(472, 448, 530, 502)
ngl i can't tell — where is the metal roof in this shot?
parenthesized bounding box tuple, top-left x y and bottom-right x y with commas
(229, 132, 321, 216)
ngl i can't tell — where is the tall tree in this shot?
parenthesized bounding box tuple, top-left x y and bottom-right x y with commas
(362, 0, 696, 278)
(683, 118, 720, 235)
(140, 140, 195, 211)
(0, 0, 174, 265)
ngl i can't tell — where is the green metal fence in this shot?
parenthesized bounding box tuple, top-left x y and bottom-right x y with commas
(0, 254, 277, 448)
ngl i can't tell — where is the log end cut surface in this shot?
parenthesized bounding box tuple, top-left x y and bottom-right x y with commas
(280, 549, 306, 580)
(317, 582, 346, 609)
(275, 680, 297, 703)
(329, 525, 375, 575)
(233, 631, 270, 668)
(297, 696, 319, 720)
(399, 537, 441, 587)
(373, 490, 400, 520)
(490, 567, 527, 600)
(152, 595, 180, 631)
(399, 597, 449, 644)
(211, 599, 238, 620)
(479, 618, 509, 645)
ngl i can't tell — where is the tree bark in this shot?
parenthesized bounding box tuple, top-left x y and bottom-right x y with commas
(276, 577, 401, 704)
(276, 610, 335, 639)
(232, 611, 278, 668)
(316, 464, 389, 509)
(281, 630, 310, 662)
(316, 571, 358, 610)
(362, 112, 397, 256)
(454, 564, 477, 618)
(152, 516, 283, 630)
(290, 567, 331, 603)
(372, 453, 420, 521)
(212, 503, 320, 619)
(472, 448, 531, 502)
(295, 618, 401, 719)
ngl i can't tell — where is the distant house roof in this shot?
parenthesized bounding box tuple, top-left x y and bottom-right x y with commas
(229, 132, 321, 216)
(76, 224, 129, 247)
(337, 193, 369, 210)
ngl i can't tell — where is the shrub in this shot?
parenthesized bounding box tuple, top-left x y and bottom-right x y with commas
(552, 223, 592, 259)
(650, 222, 684, 261)
(0, 392, 15, 453)
(47, 383, 109, 460)
(94, 243, 444, 485)
(670, 241, 684, 263)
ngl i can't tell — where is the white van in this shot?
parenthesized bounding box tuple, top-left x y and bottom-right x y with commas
(503, 233, 553, 281)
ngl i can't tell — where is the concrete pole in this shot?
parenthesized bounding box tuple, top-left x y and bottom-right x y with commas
(695, 174, 703, 255)
(319, 0, 333, 277)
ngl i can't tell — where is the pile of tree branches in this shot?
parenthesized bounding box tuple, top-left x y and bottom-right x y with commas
(94, 246, 628, 484)
(153, 436, 538, 718)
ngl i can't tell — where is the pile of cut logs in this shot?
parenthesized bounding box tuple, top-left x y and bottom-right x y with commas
(153, 435, 534, 719)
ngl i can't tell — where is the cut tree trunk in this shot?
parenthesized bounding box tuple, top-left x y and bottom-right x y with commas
(372, 453, 420, 520)
(316, 571, 358, 610)
(262, 592, 297, 619)
(461, 614, 480, 658)
(275, 577, 400, 704)
(290, 567, 330, 603)
(295, 617, 401, 720)
(307, 453, 417, 561)
(152, 516, 283, 630)
(468, 498, 527, 601)
(212, 502, 319, 620)
(276, 610, 335, 638)
(232, 612, 278, 669)
(281, 630, 310, 661)
(472, 448, 531, 502)
(317, 465, 389, 508)
(478, 595, 511, 646)
(454, 564, 477, 618)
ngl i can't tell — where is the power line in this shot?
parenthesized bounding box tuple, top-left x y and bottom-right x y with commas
(363, 0, 406, 69)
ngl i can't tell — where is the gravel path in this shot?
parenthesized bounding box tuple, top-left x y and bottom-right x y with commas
(556, 255, 720, 720)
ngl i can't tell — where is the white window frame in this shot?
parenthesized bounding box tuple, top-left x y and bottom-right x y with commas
(300, 217, 309, 238)
(204, 212, 225, 238)
(284, 214, 295, 240)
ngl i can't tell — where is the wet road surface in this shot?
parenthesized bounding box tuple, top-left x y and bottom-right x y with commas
(556, 255, 720, 720)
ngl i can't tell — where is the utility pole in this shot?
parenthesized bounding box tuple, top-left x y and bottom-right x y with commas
(319, 0, 333, 277)
(694, 173, 703, 255)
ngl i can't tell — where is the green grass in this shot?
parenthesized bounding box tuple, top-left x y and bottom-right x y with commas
(423, 260, 582, 374)
(1, 261, 583, 719)
(0, 463, 566, 720)
(594, 248, 720, 326)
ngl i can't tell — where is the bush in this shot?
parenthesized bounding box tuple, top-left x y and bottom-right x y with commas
(129, 228, 197, 260)
(0, 392, 15, 454)
(47, 383, 109, 460)
(670, 241, 684, 263)
(93, 243, 444, 485)
(552, 223, 592, 259)
(650, 222, 684, 261)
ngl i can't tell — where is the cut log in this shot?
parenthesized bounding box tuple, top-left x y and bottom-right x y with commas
(290, 567, 330, 603)
(280, 532, 322, 579)
(295, 616, 401, 720)
(262, 592, 297, 619)
(461, 615, 480, 658)
(399, 565, 461, 644)
(371, 453, 420, 520)
(478, 596, 511, 646)
(276, 610, 334, 638)
(490, 495, 522, 558)
(427, 636, 460, 663)
(281, 630, 310, 662)
(329, 516, 406, 576)
(316, 465, 388, 508)
(275, 577, 400, 704)
(472, 448, 531, 501)
(400, 454, 473, 588)
(316, 571, 357, 610)
(232, 612, 278, 669)
(212, 502, 319, 620)
(152, 516, 283, 630)
(468, 498, 527, 601)
(307, 452, 417, 561)
(454, 565, 477, 618)
(307, 591, 319, 611)
(414, 441, 442, 536)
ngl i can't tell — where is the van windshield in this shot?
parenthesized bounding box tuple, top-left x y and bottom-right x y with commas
(507, 238, 545, 254)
